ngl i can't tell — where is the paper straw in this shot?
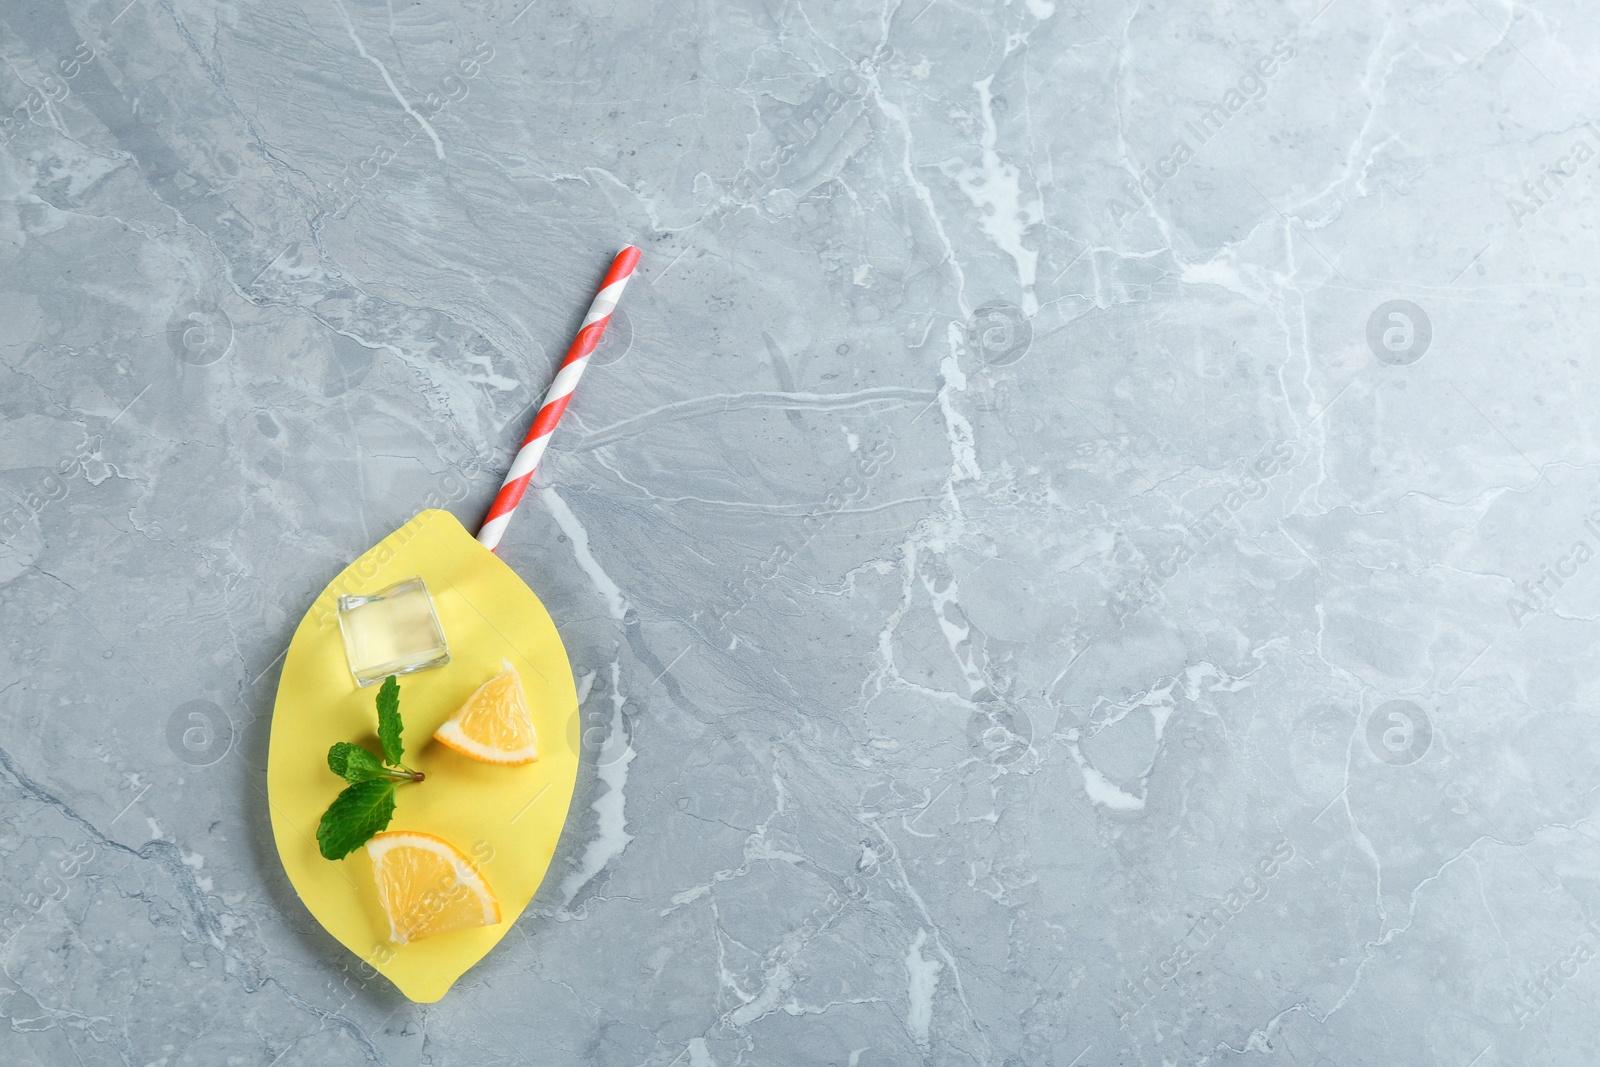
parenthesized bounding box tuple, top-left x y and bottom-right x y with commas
(476, 245, 640, 552)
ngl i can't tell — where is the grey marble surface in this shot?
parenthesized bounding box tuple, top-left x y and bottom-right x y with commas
(2, 0, 1600, 1062)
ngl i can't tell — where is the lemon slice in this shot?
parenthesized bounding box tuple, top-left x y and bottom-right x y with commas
(433, 660, 539, 765)
(367, 830, 501, 944)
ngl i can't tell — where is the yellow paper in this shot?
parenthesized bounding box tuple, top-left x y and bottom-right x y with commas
(267, 509, 580, 1002)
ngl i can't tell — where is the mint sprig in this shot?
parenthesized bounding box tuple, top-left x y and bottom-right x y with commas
(316, 676, 425, 861)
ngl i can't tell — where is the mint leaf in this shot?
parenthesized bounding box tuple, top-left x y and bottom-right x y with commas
(328, 742, 388, 783)
(316, 780, 397, 860)
(376, 675, 403, 766)
(327, 741, 355, 778)
(316, 675, 421, 863)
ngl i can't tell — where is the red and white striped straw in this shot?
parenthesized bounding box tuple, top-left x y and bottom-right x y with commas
(476, 245, 640, 552)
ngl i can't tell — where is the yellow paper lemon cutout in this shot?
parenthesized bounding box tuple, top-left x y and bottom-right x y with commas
(266, 509, 580, 1002)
